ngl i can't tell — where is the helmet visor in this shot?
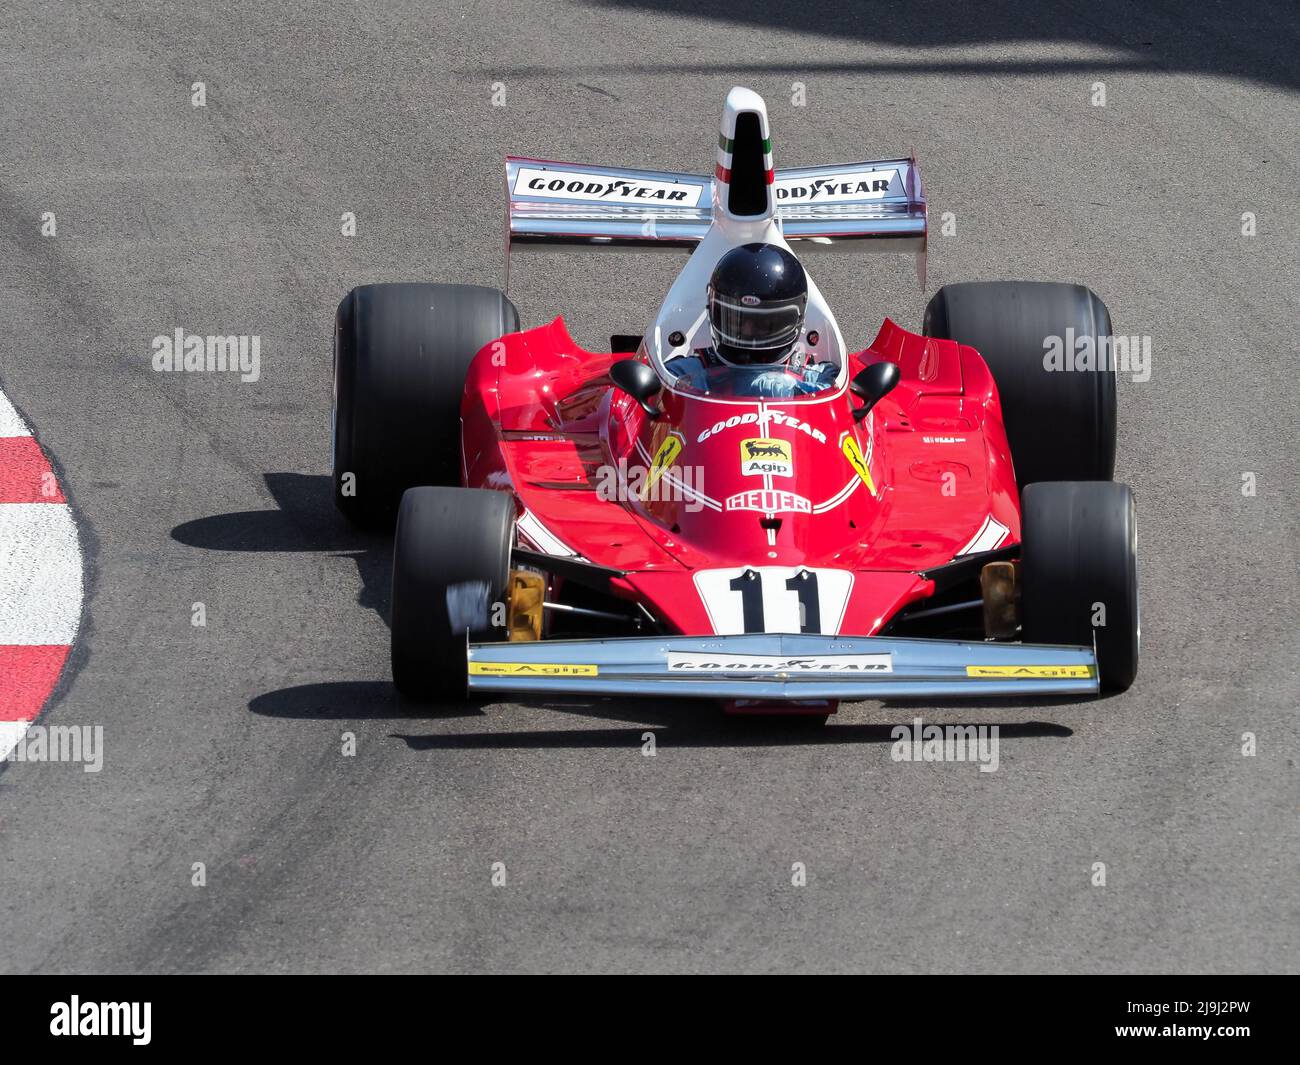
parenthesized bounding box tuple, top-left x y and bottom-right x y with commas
(709, 292, 805, 356)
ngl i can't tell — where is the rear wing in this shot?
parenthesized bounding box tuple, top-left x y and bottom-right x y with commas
(506, 156, 926, 256)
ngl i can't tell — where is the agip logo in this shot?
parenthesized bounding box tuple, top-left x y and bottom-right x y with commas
(740, 438, 793, 477)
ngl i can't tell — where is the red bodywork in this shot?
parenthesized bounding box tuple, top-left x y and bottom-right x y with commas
(461, 316, 1019, 704)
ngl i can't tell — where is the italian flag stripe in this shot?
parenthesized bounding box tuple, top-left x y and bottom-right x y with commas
(714, 165, 775, 186)
(718, 135, 773, 153)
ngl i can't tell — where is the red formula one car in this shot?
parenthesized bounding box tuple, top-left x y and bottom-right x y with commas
(331, 87, 1138, 714)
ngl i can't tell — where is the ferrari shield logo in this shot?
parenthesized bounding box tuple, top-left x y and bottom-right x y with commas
(642, 433, 684, 498)
(841, 435, 876, 496)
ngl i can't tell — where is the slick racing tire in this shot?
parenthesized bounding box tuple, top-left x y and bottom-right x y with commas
(923, 281, 1116, 488)
(333, 283, 519, 527)
(1020, 481, 1139, 692)
(391, 486, 515, 701)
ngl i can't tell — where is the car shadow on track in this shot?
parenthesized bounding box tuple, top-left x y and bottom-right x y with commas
(170, 471, 392, 626)
(249, 681, 488, 721)
(392, 718, 1073, 751)
(490, 0, 1300, 95)
(249, 681, 1073, 748)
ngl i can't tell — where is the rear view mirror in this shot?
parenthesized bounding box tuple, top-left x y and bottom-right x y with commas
(610, 358, 663, 418)
(850, 361, 900, 421)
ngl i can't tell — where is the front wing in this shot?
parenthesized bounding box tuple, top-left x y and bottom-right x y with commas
(466, 634, 1100, 701)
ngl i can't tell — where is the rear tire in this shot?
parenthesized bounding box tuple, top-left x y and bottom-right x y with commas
(1020, 481, 1139, 692)
(333, 283, 519, 527)
(391, 486, 515, 701)
(923, 281, 1116, 488)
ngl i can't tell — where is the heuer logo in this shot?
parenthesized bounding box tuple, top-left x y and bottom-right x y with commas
(515, 167, 703, 207)
(740, 438, 793, 477)
(774, 170, 897, 202)
(726, 489, 811, 514)
(923, 435, 967, 444)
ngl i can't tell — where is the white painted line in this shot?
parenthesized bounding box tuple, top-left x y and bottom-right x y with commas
(957, 515, 1011, 556)
(0, 389, 30, 437)
(516, 509, 580, 558)
(0, 720, 30, 762)
(634, 438, 721, 510)
(813, 475, 861, 514)
(0, 503, 83, 644)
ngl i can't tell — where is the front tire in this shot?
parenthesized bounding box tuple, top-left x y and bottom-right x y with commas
(391, 486, 515, 701)
(923, 281, 1116, 488)
(333, 283, 519, 527)
(1020, 481, 1139, 692)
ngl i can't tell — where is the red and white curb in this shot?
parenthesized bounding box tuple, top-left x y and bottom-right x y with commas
(0, 387, 83, 761)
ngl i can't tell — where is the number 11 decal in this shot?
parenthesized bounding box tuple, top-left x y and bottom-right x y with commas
(785, 570, 821, 633)
(696, 567, 854, 636)
(726, 569, 822, 633)
(727, 571, 765, 632)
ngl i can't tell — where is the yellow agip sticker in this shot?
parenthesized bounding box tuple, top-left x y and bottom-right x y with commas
(469, 662, 598, 677)
(740, 438, 793, 477)
(841, 436, 876, 496)
(966, 664, 1095, 679)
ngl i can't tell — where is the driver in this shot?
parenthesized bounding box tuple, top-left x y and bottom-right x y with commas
(667, 242, 837, 398)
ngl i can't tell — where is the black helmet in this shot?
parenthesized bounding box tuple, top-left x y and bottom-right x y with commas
(707, 243, 808, 366)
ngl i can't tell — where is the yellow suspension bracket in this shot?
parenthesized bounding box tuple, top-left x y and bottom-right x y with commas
(507, 569, 546, 642)
(980, 560, 1020, 640)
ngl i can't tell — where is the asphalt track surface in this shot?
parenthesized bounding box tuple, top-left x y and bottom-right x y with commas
(1, 1, 1297, 974)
